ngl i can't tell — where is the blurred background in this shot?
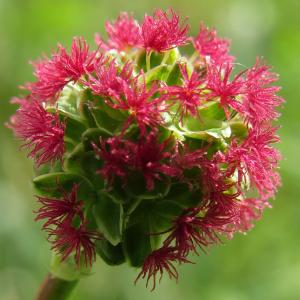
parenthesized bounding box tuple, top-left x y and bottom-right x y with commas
(0, 0, 299, 299)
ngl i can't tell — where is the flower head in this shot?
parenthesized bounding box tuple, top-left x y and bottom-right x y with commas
(9, 10, 283, 290)
(92, 137, 134, 186)
(35, 184, 84, 228)
(193, 23, 234, 66)
(205, 63, 245, 118)
(107, 75, 167, 134)
(133, 133, 180, 190)
(141, 9, 189, 52)
(88, 58, 133, 98)
(49, 222, 101, 267)
(28, 37, 98, 101)
(226, 126, 281, 198)
(241, 58, 284, 124)
(135, 247, 190, 291)
(10, 98, 65, 166)
(105, 12, 142, 50)
(165, 63, 204, 119)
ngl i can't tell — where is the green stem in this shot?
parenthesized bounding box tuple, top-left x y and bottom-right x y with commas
(36, 273, 78, 300)
(146, 51, 152, 71)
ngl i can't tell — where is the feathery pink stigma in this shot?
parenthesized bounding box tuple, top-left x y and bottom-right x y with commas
(107, 76, 167, 134)
(49, 222, 101, 267)
(92, 137, 134, 186)
(133, 133, 180, 191)
(193, 23, 234, 65)
(28, 37, 98, 101)
(10, 98, 65, 166)
(141, 9, 189, 52)
(165, 63, 204, 118)
(241, 58, 284, 124)
(88, 58, 133, 98)
(226, 126, 281, 198)
(205, 64, 245, 118)
(35, 184, 83, 228)
(135, 247, 189, 291)
(105, 12, 142, 50)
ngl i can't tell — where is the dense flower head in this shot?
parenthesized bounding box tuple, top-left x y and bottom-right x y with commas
(8, 8, 283, 290)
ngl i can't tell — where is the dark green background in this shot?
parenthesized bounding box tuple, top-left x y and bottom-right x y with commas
(0, 0, 299, 299)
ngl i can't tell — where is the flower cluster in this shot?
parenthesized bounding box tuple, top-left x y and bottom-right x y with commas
(9, 9, 283, 289)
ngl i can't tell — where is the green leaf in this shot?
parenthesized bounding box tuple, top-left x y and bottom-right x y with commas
(33, 172, 94, 199)
(198, 101, 226, 121)
(164, 183, 202, 208)
(123, 197, 184, 267)
(144, 64, 171, 86)
(230, 121, 248, 139)
(95, 240, 125, 266)
(90, 107, 123, 134)
(166, 62, 182, 86)
(93, 192, 122, 245)
(81, 128, 112, 150)
(178, 117, 231, 141)
(50, 252, 91, 281)
(123, 222, 153, 267)
(125, 171, 171, 201)
(64, 117, 87, 143)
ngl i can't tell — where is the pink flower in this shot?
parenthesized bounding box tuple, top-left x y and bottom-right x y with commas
(49, 222, 101, 267)
(106, 76, 167, 134)
(9, 98, 65, 166)
(205, 63, 245, 118)
(35, 184, 84, 228)
(105, 12, 142, 50)
(133, 133, 180, 191)
(88, 58, 133, 98)
(226, 126, 281, 198)
(92, 137, 134, 186)
(165, 63, 204, 119)
(241, 58, 284, 124)
(141, 9, 189, 52)
(193, 23, 234, 65)
(28, 37, 98, 101)
(135, 247, 190, 291)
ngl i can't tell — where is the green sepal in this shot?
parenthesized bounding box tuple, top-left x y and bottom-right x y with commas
(93, 191, 122, 245)
(50, 252, 92, 281)
(95, 240, 125, 266)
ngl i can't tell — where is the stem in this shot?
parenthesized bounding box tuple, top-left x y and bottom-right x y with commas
(146, 51, 152, 71)
(36, 273, 78, 300)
